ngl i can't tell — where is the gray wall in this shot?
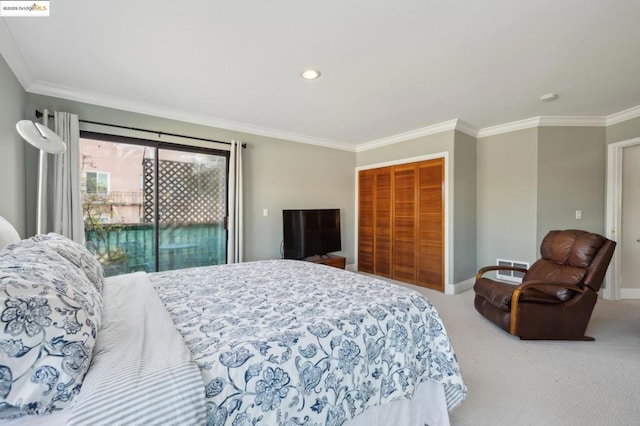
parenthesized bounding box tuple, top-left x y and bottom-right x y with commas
(4, 57, 638, 283)
(476, 126, 610, 272)
(452, 130, 477, 282)
(476, 128, 539, 268)
(356, 131, 453, 167)
(536, 126, 606, 243)
(24, 94, 356, 263)
(243, 138, 355, 262)
(0, 54, 26, 236)
(606, 117, 640, 145)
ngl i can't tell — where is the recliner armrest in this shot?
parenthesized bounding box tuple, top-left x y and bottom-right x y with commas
(476, 265, 529, 280)
(517, 281, 585, 302)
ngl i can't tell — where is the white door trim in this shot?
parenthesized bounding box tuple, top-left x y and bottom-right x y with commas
(604, 137, 640, 300)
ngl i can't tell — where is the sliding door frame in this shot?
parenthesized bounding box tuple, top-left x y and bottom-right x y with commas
(80, 131, 231, 271)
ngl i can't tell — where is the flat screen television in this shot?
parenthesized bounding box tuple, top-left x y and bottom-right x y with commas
(283, 209, 341, 259)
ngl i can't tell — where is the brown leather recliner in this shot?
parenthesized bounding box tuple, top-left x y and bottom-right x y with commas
(473, 229, 616, 340)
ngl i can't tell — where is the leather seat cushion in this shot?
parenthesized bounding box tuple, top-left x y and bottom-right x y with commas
(474, 278, 515, 312)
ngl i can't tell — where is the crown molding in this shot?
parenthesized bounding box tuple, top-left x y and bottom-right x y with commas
(476, 117, 541, 138)
(454, 119, 479, 138)
(4, 17, 639, 151)
(0, 19, 35, 89)
(607, 105, 640, 126)
(18, 72, 640, 149)
(27, 80, 357, 152)
(356, 119, 461, 152)
(476, 115, 610, 138)
(537, 116, 607, 127)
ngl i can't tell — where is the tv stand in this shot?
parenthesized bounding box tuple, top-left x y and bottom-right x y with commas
(304, 254, 346, 270)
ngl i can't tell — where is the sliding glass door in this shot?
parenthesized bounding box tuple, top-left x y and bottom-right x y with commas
(79, 133, 228, 276)
(155, 148, 227, 272)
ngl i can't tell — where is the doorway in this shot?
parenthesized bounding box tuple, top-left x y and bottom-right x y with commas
(620, 143, 640, 297)
(605, 136, 640, 300)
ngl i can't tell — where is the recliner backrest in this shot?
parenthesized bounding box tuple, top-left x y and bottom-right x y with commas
(524, 230, 613, 291)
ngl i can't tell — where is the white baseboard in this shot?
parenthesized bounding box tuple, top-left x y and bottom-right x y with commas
(446, 277, 475, 295)
(352, 267, 475, 295)
(620, 288, 640, 299)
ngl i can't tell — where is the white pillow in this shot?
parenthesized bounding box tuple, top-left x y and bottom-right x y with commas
(0, 217, 20, 250)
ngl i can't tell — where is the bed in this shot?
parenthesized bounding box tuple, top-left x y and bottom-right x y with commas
(0, 224, 466, 425)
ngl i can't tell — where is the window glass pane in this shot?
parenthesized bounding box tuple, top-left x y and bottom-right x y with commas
(86, 172, 97, 193)
(81, 137, 156, 277)
(96, 173, 109, 194)
(80, 134, 228, 276)
(157, 148, 227, 271)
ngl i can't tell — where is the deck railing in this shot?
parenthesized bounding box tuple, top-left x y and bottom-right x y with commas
(84, 191, 144, 205)
(85, 221, 225, 276)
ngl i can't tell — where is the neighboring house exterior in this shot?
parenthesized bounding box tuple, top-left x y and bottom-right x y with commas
(80, 138, 146, 224)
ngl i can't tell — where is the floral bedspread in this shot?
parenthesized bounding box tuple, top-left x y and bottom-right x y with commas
(150, 260, 466, 426)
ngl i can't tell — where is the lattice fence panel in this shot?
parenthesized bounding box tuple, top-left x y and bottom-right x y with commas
(143, 158, 225, 223)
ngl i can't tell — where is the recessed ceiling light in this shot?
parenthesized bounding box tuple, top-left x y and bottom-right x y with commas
(301, 69, 321, 80)
(539, 93, 558, 101)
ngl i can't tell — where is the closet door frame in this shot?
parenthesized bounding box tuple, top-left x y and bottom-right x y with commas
(354, 152, 450, 291)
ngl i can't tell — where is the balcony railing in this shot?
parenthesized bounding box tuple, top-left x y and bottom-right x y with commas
(85, 221, 225, 277)
(83, 191, 144, 205)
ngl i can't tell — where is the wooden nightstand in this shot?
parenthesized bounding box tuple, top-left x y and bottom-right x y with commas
(304, 254, 346, 269)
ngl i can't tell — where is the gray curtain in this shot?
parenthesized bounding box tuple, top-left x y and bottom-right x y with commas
(42, 110, 83, 242)
(226, 140, 244, 263)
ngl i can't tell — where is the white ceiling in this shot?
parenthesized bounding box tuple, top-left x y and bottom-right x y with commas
(2, 1, 640, 151)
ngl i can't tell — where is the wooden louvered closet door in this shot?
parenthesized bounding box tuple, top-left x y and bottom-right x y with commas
(374, 167, 392, 277)
(357, 158, 444, 292)
(392, 163, 418, 283)
(417, 158, 444, 290)
(357, 169, 375, 273)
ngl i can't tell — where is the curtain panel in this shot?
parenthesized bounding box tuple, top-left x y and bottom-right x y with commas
(40, 110, 83, 243)
(227, 140, 244, 263)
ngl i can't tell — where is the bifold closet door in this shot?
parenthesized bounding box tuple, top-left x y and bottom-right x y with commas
(357, 158, 444, 292)
(417, 158, 444, 291)
(392, 163, 418, 283)
(357, 169, 374, 273)
(374, 167, 392, 277)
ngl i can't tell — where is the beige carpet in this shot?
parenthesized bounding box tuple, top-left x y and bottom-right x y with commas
(391, 280, 640, 426)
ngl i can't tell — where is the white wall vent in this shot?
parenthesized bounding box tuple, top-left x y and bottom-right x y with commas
(495, 259, 529, 283)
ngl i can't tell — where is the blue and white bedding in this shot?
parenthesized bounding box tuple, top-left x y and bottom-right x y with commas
(150, 260, 467, 426)
(0, 235, 103, 419)
(67, 271, 206, 426)
(0, 233, 205, 425)
(0, 225, 466, 425)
